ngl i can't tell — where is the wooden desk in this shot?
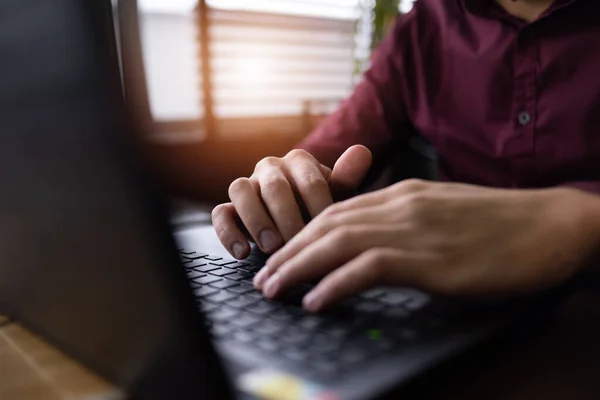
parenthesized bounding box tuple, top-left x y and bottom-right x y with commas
(2, 291, 600, 400)
(0, 319, 119, 400)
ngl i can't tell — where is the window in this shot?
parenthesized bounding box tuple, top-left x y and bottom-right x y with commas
(138, 0, 414, 140)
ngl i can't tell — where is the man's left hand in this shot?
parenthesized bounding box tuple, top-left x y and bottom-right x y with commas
(253, 180, 600, 312)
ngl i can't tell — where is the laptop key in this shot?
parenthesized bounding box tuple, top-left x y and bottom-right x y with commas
(182, 254, 208, 260)
(281, 332, 311, 345)
(380, 292, 412, 306)
(187, 270, 206, 280)
(245, 265, 261, 273)
(313, 361, 339, 375)
(204, 256, 223, 261)
(253, 320, 286, 336)
(212, 323, 233, 338)
(193, 264, 220, 273)
(200, 302, 219, 313)
(247, 301, 277, 315)
(193, 275, 222, 285)
(230, 313, 261, 329)
(194, 286, 218, 298)
(227, 282, 256, 295)
(309, 334, 342, 354)
(209, 280, 240, 290)
(209, 259, 239, 267)
(360, 288, 387, 300)
(283, 348, 309, 362)
(232, 331, 256, 344)
(323, 326, 349, 339)
(188, 260, 212, 269)
(339, 349, 368, 364)
(295, 316, 325, 332)
(209, 268, 236, 277)
(209, 307, 239, 322)
(354, 301, 384, 313)
(204, 291, 238, 304)
(256, 339, 280, 353)
(225, 272, 251, 281)
(405, 295, 430, 311)
(269, 309, 294, 322)
(226, 296, 259, 309)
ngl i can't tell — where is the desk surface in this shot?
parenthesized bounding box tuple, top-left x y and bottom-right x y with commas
(2, 291, 600, 400)
(0, 319, 118, 400)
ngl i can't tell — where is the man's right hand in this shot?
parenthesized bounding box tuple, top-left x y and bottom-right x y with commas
(212, 146, 372, 259)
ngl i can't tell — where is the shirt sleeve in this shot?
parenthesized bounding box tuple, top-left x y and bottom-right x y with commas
(295, 13, 415, 169)
(560, 181, 600, 196)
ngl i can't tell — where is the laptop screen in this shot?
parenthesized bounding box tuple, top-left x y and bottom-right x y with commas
(0, 1, 231, 398)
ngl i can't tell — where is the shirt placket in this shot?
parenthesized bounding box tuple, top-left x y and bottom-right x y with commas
(507, 26, 538, 186)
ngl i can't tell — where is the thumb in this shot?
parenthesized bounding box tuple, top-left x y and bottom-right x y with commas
(330, 145, 372, 200)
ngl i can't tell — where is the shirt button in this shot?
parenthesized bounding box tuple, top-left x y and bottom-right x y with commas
(518, 111, 531, 126)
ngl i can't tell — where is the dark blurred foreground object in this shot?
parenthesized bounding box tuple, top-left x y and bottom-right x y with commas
(0, 1, 584, 400)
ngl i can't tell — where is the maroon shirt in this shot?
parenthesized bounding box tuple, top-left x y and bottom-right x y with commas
(298, 0, 600, 194)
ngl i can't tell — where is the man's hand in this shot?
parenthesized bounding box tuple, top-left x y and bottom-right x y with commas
(212, 146, 372, 259)
(254, 180, 600, 312)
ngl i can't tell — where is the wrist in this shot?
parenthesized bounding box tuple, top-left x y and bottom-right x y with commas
(555, 188, 600, 271)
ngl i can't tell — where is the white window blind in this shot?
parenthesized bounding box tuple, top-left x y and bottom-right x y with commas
(139, 0, 417, 139)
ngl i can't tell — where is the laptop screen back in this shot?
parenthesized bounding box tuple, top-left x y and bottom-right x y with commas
(0, 1, 231, 398)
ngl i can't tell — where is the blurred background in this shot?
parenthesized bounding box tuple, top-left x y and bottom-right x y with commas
(130, 0, 415, 203)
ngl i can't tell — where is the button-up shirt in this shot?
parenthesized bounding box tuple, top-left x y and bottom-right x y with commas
(298, 0, 600, 194)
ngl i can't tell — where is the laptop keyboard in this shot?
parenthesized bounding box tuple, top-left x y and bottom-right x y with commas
(180, 249, 450, 376)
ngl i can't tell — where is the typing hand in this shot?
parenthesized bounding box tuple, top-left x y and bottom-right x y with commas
(254, 180, 599, 312)
(212, 146, 372, 259)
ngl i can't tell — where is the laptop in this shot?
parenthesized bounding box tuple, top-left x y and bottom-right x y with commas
(0, 1, 564, 399)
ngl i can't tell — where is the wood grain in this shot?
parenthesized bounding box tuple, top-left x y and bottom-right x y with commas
(0, 323, 121, 400)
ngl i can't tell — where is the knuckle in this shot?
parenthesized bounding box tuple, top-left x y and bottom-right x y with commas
(401, 193, 430, 216)
(396, 178, 427, 193)
(298, 174, 328, 194)
(255, 156, 281, 172)
(321, 202, 343, 217)
(328, 225, 366, 246)
(260, 175, 289, 198)
(228, 178, 252, 199)
(285, 149, 312, 162)
(327, 227, 351, 245)
(309, 219, 334, 241)
(363, 248, 391, 280)
(211, 204, 226, 220)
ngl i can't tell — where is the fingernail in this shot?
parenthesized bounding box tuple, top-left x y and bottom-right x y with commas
(260, 230, 280, 252)
(303, 291, 321, 312)
(232, 242, 245, 259)
(253, 267, 269, 290)
(263, 274, 281, 298)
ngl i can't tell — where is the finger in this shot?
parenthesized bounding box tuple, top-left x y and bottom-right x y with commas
(257, 168, 305, 243)
(264, 204, 390, 274)
(211, 203, 251, 259)
(261, 225, 407, 299)
(284, 152, 333, 218)
(255, 205, 385, 289)
(229, 178, 282, 253)
(303, 248, 433, 312)
(330, 145, 372, 200)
